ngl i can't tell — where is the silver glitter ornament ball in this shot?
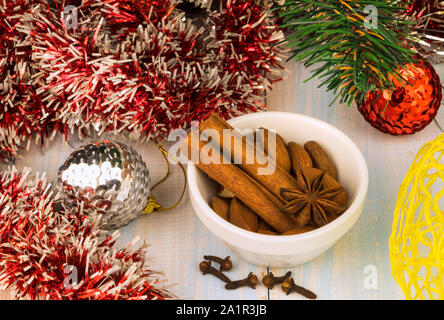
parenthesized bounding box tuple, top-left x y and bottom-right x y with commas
(57, 140, 151, 230)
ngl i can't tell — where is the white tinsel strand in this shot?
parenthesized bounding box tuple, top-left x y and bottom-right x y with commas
(0, 167, 170, 300)
(1, 0, 285, 158)
(0, 1, 51, 161)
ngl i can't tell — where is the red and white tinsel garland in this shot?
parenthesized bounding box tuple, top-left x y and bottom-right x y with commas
(0, 0, 285, 161)
(0, 166, 170, 299)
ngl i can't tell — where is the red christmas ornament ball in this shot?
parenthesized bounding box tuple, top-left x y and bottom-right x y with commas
(358, 58, 442, 135)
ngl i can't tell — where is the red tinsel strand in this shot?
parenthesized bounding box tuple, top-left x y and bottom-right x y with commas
(213, 0, 284, 85)
(0, 167, 169, 300)
(89, 0, 178, 26)
(407, 0, 444, 38)
(0, 0, 53, 161)
(32, 11, 204, 139)
(210, 0, 286, 119)
(403, 0, 444, 61)
(0, 0, 284, 159)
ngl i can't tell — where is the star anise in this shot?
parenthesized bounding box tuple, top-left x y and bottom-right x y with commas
(280, 168, 346, 228)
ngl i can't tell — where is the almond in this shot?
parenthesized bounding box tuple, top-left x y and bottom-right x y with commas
(257, 127, 291, 172)
(257, 219, 278, 235)
(304, 141, 337, 180)
(257, 229, 279, 235)
(282, 225, 316, 235)
(229, 198, 258, 232)
(287, 142, 313, 175)
(211, 197, 230, 221)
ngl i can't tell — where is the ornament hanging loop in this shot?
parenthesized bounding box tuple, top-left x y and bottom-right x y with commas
(142, 143, 187, 215)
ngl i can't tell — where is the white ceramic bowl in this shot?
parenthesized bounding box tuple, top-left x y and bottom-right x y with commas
(187, 112, 368, 267)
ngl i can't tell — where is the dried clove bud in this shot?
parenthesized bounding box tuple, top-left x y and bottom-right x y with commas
(281, 277, 317, 299)
(225, 272, 258, 290)
(262, 271, 291, 289)
(199, 260, 232, 284)
(203, 255, 233, 271)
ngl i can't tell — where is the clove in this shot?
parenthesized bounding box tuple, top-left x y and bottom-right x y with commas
(262, 271, 292, 289)
(203, 255, 233, 271)
(281, 277, 317, 299)
(225, 272, 258, 290)
(199, 260, 232, 284)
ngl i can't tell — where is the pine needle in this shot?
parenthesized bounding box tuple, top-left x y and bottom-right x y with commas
(276, 0, 416, 107)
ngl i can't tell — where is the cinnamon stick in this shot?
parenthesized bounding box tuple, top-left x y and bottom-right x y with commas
(256, 127, 291, 172)
(199, 114, 299, 201)
(236, 165, 285, 208)
(211, 197, 230, 221)
(229, 198, 258, 232)
(257, 219, 279, 235)
(183, 134, 295, 233)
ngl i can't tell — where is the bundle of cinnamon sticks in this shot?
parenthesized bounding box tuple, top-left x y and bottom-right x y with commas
(181, 113, 348, 235)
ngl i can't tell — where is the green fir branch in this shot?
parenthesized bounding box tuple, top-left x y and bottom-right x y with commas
(276, 0, 416, 106)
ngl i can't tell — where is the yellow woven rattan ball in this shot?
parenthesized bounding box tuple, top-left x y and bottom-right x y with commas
(389, 133, 444, 300)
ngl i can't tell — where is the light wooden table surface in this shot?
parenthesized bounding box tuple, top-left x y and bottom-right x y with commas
(1, 59, 443, 300)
